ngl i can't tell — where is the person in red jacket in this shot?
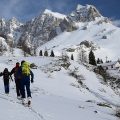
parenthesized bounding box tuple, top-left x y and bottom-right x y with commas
(10, 62, 21, 99)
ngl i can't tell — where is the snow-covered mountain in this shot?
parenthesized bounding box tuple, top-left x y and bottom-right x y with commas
(0, 4, 120, 61)
(18, 9, 67, 49)
(38, 5, 120, 61)
(0, 8, 77, 55)
(18, 9, 78, 55)
(38, 17, 120, 61)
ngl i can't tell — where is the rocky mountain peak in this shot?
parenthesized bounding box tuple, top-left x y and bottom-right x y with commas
(68, 4, 102, 22)
(8, 17, 22, 27)
(43, 9, 53, 14)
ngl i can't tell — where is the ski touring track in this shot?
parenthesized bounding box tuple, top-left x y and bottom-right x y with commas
(0, 92, 46, 120)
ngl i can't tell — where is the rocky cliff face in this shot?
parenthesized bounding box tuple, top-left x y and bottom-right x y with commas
(0, 17, 22, 51)
(17, 9, 78, 54)
(68, 4, 102, 22)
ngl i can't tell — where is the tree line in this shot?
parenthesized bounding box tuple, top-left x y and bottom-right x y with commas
(39, 49, 104, 66)
(39, 50, 55, 57)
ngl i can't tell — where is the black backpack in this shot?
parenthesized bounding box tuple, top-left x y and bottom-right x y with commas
(3, 68, 9, 80)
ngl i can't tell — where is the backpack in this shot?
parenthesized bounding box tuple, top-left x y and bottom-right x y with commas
(21, 62, 31, 76)
(3, 68, 9, 80)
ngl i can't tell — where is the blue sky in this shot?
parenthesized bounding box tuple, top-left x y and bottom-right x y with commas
(0, 0, 120, 23)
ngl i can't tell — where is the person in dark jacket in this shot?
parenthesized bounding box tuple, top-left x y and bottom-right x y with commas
(18, 60, 34, 105)
(10, 62, 21, 99)
(0, 68, 12, 94)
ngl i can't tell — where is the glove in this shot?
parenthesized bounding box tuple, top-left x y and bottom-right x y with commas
(31, 78, 34, 83)
(10, 76, 13, 81)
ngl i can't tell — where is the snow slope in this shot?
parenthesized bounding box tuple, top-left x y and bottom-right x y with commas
(0, 56, 119, 120)
(38, 18, 120, 61)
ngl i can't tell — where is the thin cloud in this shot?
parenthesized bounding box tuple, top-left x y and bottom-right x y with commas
(0, 0, 76, 21)
(110, 17, 120, 27)
(112, 20, 120, 27)
(48, 0, 74, 14)
(0, 0, 40, 21)
(51, 1, 69, 11)
(2, 0, 21, 17)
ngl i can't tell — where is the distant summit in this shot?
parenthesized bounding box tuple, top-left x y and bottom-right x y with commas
(68, 4, 102, 22)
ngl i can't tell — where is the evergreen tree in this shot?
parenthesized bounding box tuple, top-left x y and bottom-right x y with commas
(50, 50, 55, 57)
(97, 58, 100, 64)
(89, 50, 96, 65)
(71, 54, 74, 60)
(39, 50, 43, 56)
(100, 59, 103, 63)
(44, 50, 48, 56)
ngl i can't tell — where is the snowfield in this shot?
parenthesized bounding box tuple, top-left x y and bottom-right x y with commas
(0, 56, 120, 120)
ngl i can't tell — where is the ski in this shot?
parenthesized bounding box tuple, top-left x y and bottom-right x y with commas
(28, 100, 31, 107)
(22, 102, 30, 107)
(21, 100, 31, 107)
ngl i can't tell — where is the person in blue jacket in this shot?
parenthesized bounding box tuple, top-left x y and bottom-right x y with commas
(18, 60, 34, 105)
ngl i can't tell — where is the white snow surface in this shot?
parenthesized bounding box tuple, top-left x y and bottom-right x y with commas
(0, 56, 119, 120)
(0, 37, 9, 49)
(44, 9, 66, 19)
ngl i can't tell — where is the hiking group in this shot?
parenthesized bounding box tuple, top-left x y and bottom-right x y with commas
(0, 60, 34, 106)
